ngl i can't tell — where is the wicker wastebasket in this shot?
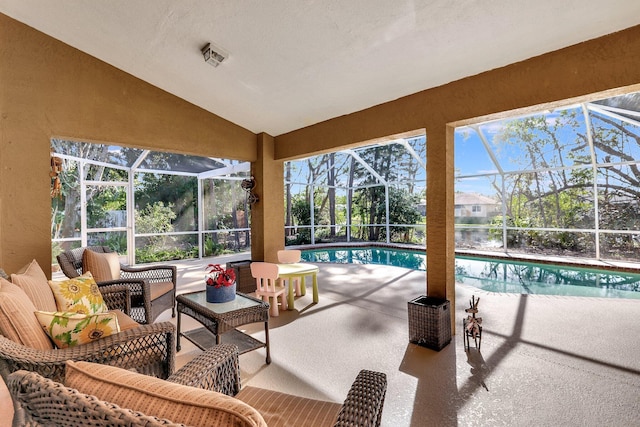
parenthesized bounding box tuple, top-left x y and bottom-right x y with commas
(226, 260, 255, 294)
(408, 296, 451, 351)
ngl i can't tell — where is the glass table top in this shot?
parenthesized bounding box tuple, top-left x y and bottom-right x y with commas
(181, 291, 261, 314)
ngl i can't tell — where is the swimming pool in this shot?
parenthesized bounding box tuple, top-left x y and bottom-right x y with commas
(301, 247, 640, 299)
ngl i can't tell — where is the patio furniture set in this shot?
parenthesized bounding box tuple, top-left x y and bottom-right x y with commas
(0, 247, 387, 426)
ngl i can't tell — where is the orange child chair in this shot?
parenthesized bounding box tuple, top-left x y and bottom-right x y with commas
(250, 262, 288, 317)
(277, 249, 303, 296)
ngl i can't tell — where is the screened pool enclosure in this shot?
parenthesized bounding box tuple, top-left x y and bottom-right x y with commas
(284, 136, 427, 246)
(52, 91, 640, 266)
(285, 91, 640, 264)
(455, 91, 640, 262)
(51, 140, 252, 265)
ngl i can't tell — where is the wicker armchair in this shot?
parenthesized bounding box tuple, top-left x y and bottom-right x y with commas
(7, 344, 387, 427)
(0, 284, 176, 425)
(57, 245, 177, 324)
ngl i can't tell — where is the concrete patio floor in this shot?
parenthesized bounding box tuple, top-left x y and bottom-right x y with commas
(166, 254, 640, 426)
(3, 253, 639, 426)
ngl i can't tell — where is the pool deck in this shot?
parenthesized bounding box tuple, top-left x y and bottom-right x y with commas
(176, 257, 640, 426)
(3, 253, 639, 426)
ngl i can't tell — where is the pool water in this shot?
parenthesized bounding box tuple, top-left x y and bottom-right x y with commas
(301, 247, 640, 299)
(302, 247, 427, 270)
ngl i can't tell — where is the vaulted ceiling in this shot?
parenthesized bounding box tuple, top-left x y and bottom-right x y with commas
(1, 1, 639, 136)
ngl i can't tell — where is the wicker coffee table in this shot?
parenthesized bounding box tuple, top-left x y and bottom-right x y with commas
(176, 291, 271, 364)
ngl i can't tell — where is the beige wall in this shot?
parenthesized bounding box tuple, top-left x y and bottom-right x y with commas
(250, 133, 285, 263)
(0, 14, 257, 274)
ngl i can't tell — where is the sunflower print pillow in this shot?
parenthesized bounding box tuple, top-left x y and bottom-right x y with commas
(48, 272, 108, 314)
(35, 311, 120, 348)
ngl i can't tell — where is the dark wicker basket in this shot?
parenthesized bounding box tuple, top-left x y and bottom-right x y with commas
(226, 260, 255, 294)
(408, 296, 451, 351)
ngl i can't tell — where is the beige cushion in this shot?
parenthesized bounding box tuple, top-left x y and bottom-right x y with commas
(236, 386, 342, 427)
(110, 309, 140, 331)
(82, 249, 121, 282)
(0, 278, 53, 350)
(150, 281, 174, 300)
(65, 361, 267, 427)
(35, 311, 120, 349)
(48, 272, 108, 314)
(10, 259, 57, 312)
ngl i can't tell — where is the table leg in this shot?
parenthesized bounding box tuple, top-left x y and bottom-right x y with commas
(300, 276, 307, 296)
(312, 272, 318, 303)
(287, 278, 295, 309)
(264, 321, 271, 364)
(176, 309, 182, 352)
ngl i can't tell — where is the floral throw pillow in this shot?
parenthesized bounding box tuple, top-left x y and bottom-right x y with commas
(48, 272, 108, 315)
(35, 311, 120, 348)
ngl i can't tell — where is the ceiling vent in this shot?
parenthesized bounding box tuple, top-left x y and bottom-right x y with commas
(202, 43, 228, 67)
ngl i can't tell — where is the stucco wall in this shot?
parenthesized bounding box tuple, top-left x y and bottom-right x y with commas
(251, 133, 285, 263)
(0, 14, 256, 274)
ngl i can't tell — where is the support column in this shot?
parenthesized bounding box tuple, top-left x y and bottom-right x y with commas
(251, 133, 285, 263)
(426, 124, 456, 330)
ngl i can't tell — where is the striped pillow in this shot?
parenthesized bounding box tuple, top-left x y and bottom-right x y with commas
(10, 259, 57, 312)
(65, 361, 267, 427)
(0, 278, 53, 350)
(236, 386, 342, 427)
(82, 250, 121, 282)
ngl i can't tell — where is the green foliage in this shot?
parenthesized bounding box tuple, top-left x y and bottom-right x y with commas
(381, 188, 423, 243)
(286, 233, 312, 245)
(135, 201, 177, 255)
(350, 186, 423, 242)
(51, 241, 63, 264)
(87, 186, 126, 228)
(135, 202, 176, 234)
(135, 173, 197, 232)
(203, 235, 225, 257)
(136, 247, 199, 263)
(290, 195, 317, 244)
(98, 232, 128, 254)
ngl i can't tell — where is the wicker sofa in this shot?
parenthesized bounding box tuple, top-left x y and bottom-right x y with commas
(8, 344, 388, 427)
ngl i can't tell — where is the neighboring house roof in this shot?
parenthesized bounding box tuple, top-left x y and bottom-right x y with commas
(455, 192, 499, 206)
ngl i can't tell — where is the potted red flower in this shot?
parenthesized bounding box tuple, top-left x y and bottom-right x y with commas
(205, 264, 237, 303)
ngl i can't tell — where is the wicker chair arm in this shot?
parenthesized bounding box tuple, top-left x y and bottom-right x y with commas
(97, 279, 152, 323)
(98, 284, 131, 314)
(0, 322, 175, 384)
(333, 370, 387, 427)
(98, 277, 149, 291)
(167, 344, 241, 396)
(120, 264, 177, 284)
(7, 370, 185, 427)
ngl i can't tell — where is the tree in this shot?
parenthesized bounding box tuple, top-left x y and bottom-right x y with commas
(51, 139, 126, 248)
(285, 138, 426, 244)
(492, 100, 640, 256)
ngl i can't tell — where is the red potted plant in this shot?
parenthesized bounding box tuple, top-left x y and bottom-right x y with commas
(205, 264, 237, 303)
